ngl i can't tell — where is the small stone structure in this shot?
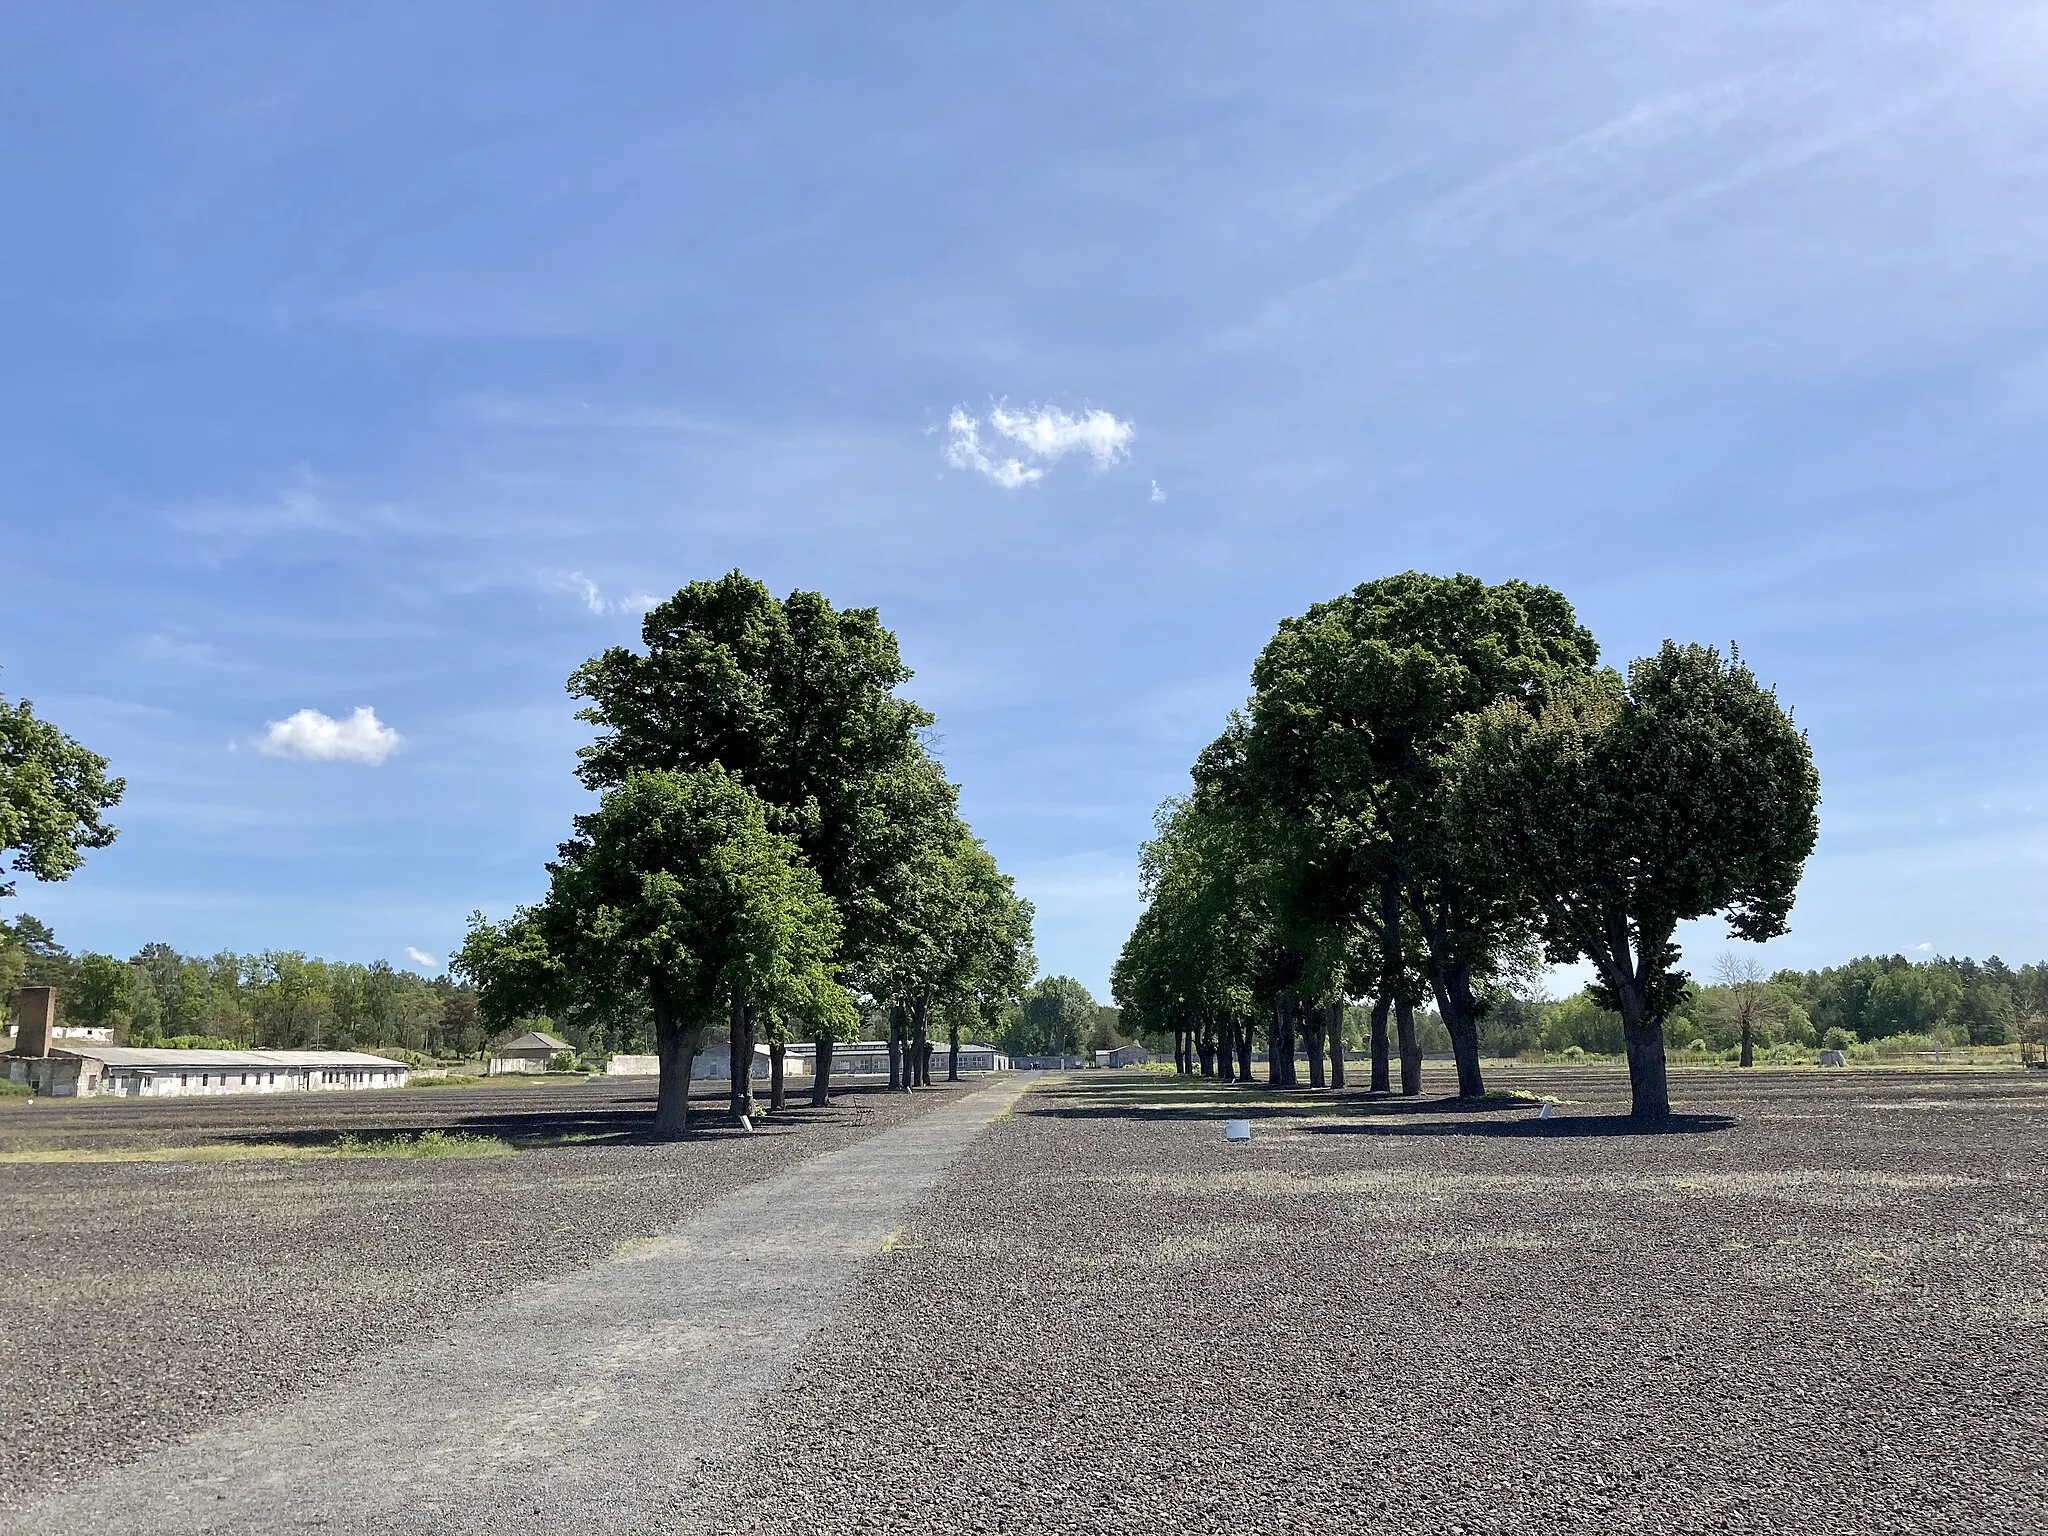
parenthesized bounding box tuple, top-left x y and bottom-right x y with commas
(487, 1031, 574, 1075)
(1094, 1045, 1150, 1069)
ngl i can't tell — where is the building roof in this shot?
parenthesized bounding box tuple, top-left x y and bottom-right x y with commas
(44, 1046, 407, 1071)
(494, 1032, 573, 1053)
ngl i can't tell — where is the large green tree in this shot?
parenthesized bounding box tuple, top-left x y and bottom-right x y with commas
(1231, 572, 1598, 1098)
(457, 767, 852, 1136)
(568, 572, 965, 1094)
(1445, 642, 1820, 1118)
(1, 680, 124, 900)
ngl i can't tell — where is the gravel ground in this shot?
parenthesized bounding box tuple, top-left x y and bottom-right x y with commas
(0, 1076, 969, 1504)
(692, 1065, 2048, 1536)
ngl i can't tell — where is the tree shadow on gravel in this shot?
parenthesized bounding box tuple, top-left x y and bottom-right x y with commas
(1305, 1112, 1738, 1139)
(203, 1084, 916, 1151)
(1019, 1087, 1532, 1125)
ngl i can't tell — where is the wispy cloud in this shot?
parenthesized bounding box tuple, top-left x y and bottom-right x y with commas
(555, 571, 658, 615)
(1149, 480, 1167, 504)
(404, 946, 439, 969)
(258, 707, 402, 765)
(170, 488, 343, 538)
(141, 633, 224, 667)
(943, 401, 1136, 489)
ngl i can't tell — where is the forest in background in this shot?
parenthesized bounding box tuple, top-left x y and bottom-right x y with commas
(0, 914, 483, 1062)
(9, 909, 2044, 1068)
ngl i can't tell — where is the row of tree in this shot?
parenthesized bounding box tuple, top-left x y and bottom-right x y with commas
(0, 916, 485, 1058)
(455, 574, 1037, 1135)
(1113, 572, 1821, 1119)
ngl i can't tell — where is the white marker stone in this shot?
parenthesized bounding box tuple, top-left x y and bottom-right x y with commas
(1225, 1119, 1251, 1142)
(1537, 1102, 1553, 1121)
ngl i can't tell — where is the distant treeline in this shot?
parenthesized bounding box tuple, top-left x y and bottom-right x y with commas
(0, 914, 484, 1061)
(1464, 952, 2048, 1061)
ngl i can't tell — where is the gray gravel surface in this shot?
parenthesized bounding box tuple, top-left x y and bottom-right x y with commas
(0, 1074, 1032, 1536)
(691, 1065, 2048, 1536)
(0, 1076, 972, 1505)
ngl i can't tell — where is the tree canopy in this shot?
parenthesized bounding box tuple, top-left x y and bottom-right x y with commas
(1444, 643, 1819, 1116)
(1, 678, 124, 899)
(1117, 571, 1820, 1119)
(458, 765, 854, 1135)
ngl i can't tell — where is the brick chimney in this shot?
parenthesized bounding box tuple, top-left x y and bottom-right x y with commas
(11, 987, 57, 1057)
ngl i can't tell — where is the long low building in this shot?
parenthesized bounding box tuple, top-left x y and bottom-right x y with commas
(3, 1044, 411, 1098)
(600, 1041, 1011, 1078)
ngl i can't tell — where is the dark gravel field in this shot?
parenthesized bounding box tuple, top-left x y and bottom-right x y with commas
(695, 1065, 2048, 1536)
(0, 1076, 969, 1504)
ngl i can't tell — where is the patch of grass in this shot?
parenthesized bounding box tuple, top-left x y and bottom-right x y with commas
(610, 1235, 667, 1261)
(0, 1080, 35, 1099)
(331, 1130, 512, 1159)
(0, 1130, 514, 1164)
(404, 1074, 489, 1089)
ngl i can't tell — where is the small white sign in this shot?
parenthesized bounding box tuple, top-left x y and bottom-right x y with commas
(1225, 1119, 1251, 1142)
(1537, 1102, 1553, 1121)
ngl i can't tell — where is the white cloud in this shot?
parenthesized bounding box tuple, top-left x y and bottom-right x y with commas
(556, 571, 660, 616)
(1149, 480, 1167, 503)
(943, 401, 1135, 489)
(258, 707, 402, 766)
(404, 946, 439, 970)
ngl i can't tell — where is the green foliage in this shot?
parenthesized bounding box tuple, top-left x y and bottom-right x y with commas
(1476, 988, 1548, 1057)
(1541, 993, 1625, 1056)
(0, 917, 482, 1055)
(1001, 975, 1098, 1057)
(559, 571, 1035, 1072)
(0, 679, 124, 898)
(1445, 642, 1820, 1113)
(458, 765, 853, 1046)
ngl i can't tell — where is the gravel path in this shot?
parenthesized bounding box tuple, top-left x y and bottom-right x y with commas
(690, 1065, 2048, 1536)
(0, 1076, 976, 1507)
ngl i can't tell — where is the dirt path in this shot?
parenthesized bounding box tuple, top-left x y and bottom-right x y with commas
(1, 1074, 1034, 1536)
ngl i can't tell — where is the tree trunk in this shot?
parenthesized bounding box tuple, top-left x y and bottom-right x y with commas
(1271, 995, 1295, 1088)
(1429, 959, 1487, 1099)
(1740, 1017, 1754, 1068)
(1370, 997, 1391, 1092)
(1237, 1018, 1254, 1082)
(1328, 1001, 1346, 1089)
(887, 1006, 903, 1090)
(948, 1010, 962, 1083)
(1197, 1023, 1216, 1077)
(811, 1034, 835, 1107)
(1615, 978, 1672, 1119)
(912, 995, 930, 1088)
(1217, 1018, 1234, 1082)
(769, 1032, 786, 1112)
(1176, 1026, 1190, 1075)
(652, 1001, 702, 1139)
(1303, 1004, 1327, 1089)
(729, 996, 756, 1123)
(1396, 999, 1421, 1097)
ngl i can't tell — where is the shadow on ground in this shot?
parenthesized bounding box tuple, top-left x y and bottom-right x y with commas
(1018, 1081, 1529, 1124)
(1020, 1075, 1736, 1138)
(1303, 1112, 1737, 1139)
(202, 1084, 933, 1150)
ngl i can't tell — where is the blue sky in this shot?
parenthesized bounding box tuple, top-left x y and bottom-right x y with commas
(4, 4, 2046, 997)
